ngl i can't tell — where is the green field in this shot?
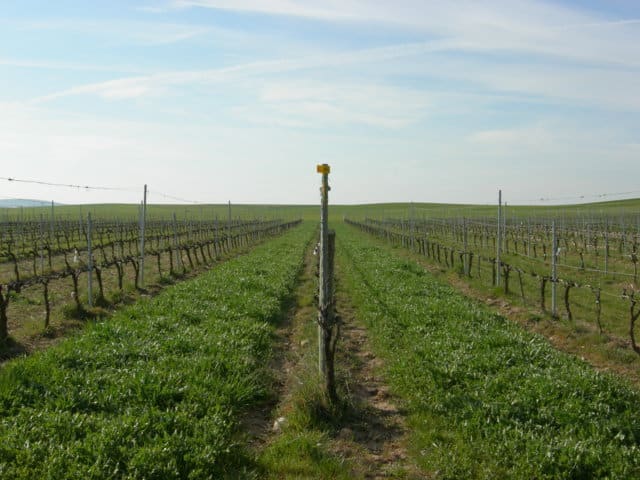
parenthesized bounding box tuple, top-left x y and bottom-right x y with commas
(4, 196, 640, 223)
(336, 222, 640, 478)
(0, 223, 314, 478)
(2, 199, 640, 478)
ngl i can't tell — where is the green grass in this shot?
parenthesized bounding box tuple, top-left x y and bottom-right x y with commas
(336, 222, 640, 479)
(4, 196, 640, 223)
(256, 242, 353, 480)
(259, 430, 351, 479)
(1, 203, 312, 223)
(0, 222, 314, 479)
(341, 197, 640, 220)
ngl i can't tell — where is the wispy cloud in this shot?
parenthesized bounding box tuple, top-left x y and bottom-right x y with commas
(18, 0, 640, 116)
(27, 31, 640, 115)
(23, 35, 525, 105)
(170, 0, 357, 21)
(468, 126, 558, 149)
(27, 59, 298, 103)
(1, 18, 211, 46)
(236, 80, 429, 128)
(0, 57, 148, 74)
(162, 0, 640, 67)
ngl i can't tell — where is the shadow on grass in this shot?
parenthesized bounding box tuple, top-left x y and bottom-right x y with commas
(0, 336, 29, 362)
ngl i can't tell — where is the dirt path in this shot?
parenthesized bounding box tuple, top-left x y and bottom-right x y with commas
(242, 238, 317, 447)
(330, 267, 422, 479)
(249, 238, 422, 478)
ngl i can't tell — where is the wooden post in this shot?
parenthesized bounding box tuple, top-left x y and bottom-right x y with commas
(50, 200, 54, 244)
(504, 202, 507, 253)
(318, 164, 330, 376)
(551, 220, 558, 318)
(410, 202, 415, 251)
(227, 200, 232, 250)
(325, 230, 337, 402)
(496, 190, 502, 286)
(527, 218, 531, 257)
(316, 163, 339, 402)
(39, 214, 44, 275)
(139, 184, 147, 287)
(87, 212, 93, 308)
(604, 222, 609, 274)
(214, 215, 219, 258)
(463, 217, 468, 276)
(173, 212, 183, 272)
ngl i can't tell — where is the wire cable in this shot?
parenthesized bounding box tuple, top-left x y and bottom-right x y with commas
(0, 176, 137, 192)
(147, 190, 203, 204)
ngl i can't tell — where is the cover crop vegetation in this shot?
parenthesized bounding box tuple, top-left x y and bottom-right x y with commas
(0, 222, 313, 479)
(336, 223, 640, 479)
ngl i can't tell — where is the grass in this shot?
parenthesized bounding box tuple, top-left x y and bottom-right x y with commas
(4, 196, 640, 223)
(256, 240, 353, 479)
(0, 219, 298, 357)
(0, 222, 314, 478)
(1, 203, 313, 222)
(336, 221, 640, 479)
(347, 218, 640, 383)
(259, 430, 350, 479)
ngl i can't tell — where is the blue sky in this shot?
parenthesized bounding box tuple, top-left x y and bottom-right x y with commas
(1, 0, 639, 205)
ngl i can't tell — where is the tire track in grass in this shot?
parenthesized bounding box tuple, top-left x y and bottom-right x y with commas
(330, 257, 422, 479)
(241, 234, 314, 447)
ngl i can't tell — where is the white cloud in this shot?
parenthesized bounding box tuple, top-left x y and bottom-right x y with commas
(248, 81, 429, 128)
(26, 42, 432, 103)
(0, 58, 147, 73)
(167, 0, 640, 67)
(25, 0, 638, 114)
(27, 60, 294, 103)
(1, 18, 211, 46)
(171, 0, 356, 21)
(28, 33, 640, 116)
(467, 126, 558, 150)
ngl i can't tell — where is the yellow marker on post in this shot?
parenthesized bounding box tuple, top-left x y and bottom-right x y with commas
(316, 164, 330, 174)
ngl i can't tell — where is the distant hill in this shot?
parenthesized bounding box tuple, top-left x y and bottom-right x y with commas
(0, 199, 61, 208)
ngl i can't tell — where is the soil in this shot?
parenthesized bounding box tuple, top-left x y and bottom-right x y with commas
(242, 238, 318, 447)
(330, 290, 423, 479)
(251, 240, 424, 478)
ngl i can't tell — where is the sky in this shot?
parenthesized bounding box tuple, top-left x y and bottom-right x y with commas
(1, 0, 639, 206)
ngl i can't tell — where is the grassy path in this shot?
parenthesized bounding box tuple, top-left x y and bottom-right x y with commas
(0, 223, 313, 479)
(255, 238, 353, 479)
(329, 272, 419, 479)
(335, 222, 640, 479)
(255, 230, 420, 479)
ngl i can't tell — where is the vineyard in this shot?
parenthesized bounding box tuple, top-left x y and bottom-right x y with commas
(3, 0, 638, 476)
(0, 222, 315, 478)
(2, 200, 640, 478)
(335, 223, 640, 478)
(346, 207, 640, 356)
(0, 212, 300, 346)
